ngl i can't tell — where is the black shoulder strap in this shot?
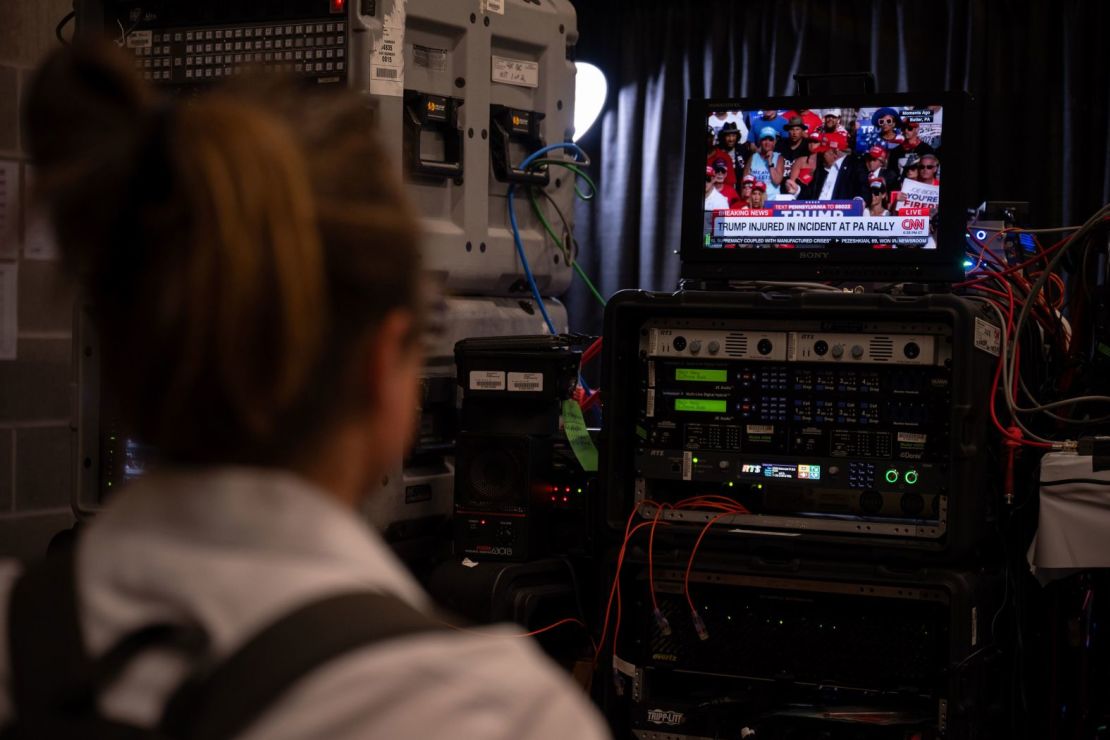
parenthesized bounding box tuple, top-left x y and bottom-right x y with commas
(162, 591, 449, 740)
(6, 548, 95, 718)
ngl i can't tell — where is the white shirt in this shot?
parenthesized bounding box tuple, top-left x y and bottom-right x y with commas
(818, 154, 847, 201)
(704, 188, 730, 211)
(0, 468, 610, 739)
(707, 111, 749, 144)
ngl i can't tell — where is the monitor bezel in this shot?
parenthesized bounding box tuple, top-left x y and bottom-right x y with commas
(681, 92, 973, 284)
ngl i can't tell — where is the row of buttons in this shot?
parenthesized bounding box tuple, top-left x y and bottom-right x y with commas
(140, 61, 346, 82)
(136, 51, 346, 68)
(151, 23, 346, 44)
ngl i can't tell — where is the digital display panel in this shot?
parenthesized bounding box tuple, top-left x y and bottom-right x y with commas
(675, 368, 728, 382)
(702, 105, 942, 250)
(683, 93, 970, 283)
(737, 462, 822, 480)
(675, 398, 728, 413)
(763, 463, 798, 479)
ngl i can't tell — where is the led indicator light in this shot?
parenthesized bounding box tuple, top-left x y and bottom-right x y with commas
(904, 470, 919, 485)
(884, 468, 899, 484)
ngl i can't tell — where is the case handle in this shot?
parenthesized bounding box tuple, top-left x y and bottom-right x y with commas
(403, 91, 464, 180)
(490, 105, 548, 186)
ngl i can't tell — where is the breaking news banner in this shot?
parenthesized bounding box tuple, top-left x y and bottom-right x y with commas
(709, 200, 930, 247)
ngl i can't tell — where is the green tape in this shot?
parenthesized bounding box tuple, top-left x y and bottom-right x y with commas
(562, 399, 598, 472)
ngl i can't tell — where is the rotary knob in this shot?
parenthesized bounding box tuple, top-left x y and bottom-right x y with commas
(851, 344, 865, 359)
(830, 344, 844, 359)
(708, 341, 720, 355)
(689, 340, 702, 354)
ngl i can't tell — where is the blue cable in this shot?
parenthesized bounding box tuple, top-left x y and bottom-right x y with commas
(506, 142, 590, 336)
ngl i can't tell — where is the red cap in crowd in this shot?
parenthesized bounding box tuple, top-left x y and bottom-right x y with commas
(741, 174, 756, 185)
(814, 132, 848, 153)
(751, 181, 767, 192)
(867, 145, 886, 159)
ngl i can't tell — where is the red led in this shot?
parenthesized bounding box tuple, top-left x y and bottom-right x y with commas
(562, 496, 568, 503)
(330, 0, 345, 13)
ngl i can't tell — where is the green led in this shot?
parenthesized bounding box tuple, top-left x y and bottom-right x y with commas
(727, 481, 735, 488)
(577, 488, 583, 494)
(904, 470, 919, 485)
(692, 457, 699, 464)
(884, 468, 899, 484)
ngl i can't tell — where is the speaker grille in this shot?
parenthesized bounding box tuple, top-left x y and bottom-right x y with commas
(456, 434, 531, 511)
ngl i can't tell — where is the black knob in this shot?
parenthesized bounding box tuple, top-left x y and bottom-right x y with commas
(813, 340, 829, 356)
(904, 341, 920, 359)
(757, 338, 773, 355)
(672, 336, 687, 351)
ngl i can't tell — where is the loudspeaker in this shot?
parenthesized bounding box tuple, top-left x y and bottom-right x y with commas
(453, 433, 548, 561)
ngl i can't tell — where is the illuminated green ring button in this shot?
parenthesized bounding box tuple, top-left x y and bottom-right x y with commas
(884, 468, 900, 484)
(903, 470, 919, 485)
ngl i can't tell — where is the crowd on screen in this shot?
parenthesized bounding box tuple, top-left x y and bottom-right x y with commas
(704, 107, 942, 216)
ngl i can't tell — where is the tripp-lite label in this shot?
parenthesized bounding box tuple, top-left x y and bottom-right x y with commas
(469, 371, 506, 391)
(507, 372, 543, 392)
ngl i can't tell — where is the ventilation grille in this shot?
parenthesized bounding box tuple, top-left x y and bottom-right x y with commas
(724, 333, 748, 357)
(869, 337, 894, 361)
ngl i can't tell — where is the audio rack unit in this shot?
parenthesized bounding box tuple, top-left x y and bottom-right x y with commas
(609, 556, 1001, 739)
(600, 290, 1001, 562)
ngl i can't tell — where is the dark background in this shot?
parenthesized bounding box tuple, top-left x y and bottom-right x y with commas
(564, 0, 1110, 334)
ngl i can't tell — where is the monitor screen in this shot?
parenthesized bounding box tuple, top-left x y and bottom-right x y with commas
(683, 94, 971, 283)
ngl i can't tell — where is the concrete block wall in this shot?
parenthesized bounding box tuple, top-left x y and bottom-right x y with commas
(0, 0, 83, 560)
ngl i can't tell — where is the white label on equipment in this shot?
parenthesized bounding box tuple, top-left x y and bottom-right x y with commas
(126, 30, 153, 49)
(492, 55, 538, 88)
(647, 361, 656, 388)
(897, 432, 927, 444)
(746, 425, 774, 435)
(646, 389, 655, 418)
(469, 371, 506, 391)
(484, 0, 506, 14)
(413, 44, 447, 72)
(507, 372, 543, 392)
(682, 451, 692, 481)
(369, 6, 405, 96)
(613, 655, 637, 677)
(974, 317, 1001, 357)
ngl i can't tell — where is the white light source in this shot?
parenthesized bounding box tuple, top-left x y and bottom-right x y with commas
(572, 62, 607, 142)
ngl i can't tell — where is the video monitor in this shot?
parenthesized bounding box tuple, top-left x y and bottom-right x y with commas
(683, 93, 972, 283)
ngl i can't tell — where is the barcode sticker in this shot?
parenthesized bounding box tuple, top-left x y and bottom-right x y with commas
(484, 0, 505, 14)
(508, 372, 543, 392)
(469, 371, 506, 391)
(369, 11, 403, 96)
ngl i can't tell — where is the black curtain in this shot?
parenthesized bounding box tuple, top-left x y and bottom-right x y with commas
(564, 0, 1110, 334)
